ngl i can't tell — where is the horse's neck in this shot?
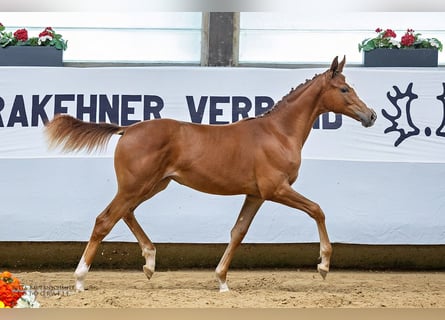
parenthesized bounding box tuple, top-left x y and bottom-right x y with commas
(270, 78, 324, 145)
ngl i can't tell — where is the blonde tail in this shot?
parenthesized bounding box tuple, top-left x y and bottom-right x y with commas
(45, 114, 125, 153)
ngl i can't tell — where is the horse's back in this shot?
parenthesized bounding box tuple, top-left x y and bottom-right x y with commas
(114, 118, 261, 195)
(115, 118, 183, 160)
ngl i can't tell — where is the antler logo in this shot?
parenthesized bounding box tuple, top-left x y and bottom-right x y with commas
(435, 83, 445, 138)
(382, 82, 445, 146)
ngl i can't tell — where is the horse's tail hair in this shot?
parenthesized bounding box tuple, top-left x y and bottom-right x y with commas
(45, 114, 125, 153)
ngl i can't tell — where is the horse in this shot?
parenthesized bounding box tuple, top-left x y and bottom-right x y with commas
(45, 56, 376, 293)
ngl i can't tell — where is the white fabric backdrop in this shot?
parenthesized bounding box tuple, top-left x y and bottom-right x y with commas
(0, 66, 444, 244)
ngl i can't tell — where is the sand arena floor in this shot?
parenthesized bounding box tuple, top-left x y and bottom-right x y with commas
(13, 269, 445, 308)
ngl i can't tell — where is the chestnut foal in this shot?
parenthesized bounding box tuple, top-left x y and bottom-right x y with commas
(45, 57, 376, 292)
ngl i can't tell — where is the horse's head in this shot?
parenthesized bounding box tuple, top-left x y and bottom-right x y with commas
(320, 56, 376, 127)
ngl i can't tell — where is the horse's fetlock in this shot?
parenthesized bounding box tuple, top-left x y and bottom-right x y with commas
(142, 248, 156, 258)
(215, 267, 225, 281)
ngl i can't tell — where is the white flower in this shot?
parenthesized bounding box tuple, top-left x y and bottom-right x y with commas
(430, 40, 439, 48)
(389, 38, 401, 48)
(38, 35, 52, 45)
(15, 286, 40, 308)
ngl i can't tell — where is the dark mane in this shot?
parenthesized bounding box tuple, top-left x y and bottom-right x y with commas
(254, 72, 324, 119)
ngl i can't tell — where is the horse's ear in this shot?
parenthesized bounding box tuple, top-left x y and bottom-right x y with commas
(329, 56, 339, 75)
(330, 56, 346, 78)
(338, 55, 346, 73)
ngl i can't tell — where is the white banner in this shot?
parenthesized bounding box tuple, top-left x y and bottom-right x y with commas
(0, 66, 444, 244)
(1, 67, 445, 162)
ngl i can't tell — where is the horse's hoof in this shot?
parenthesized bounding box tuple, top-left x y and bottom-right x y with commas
(143, 265, 154, 280)
(219, 282, 230, 293)
(75, 280, 85, 292)
(317, 265, 329, 280)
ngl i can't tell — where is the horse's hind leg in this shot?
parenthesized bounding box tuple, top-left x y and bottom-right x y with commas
(123, 212, 156, 280)
(215, 195, 264, 292)
(122, 178, 170, 281)
(74, 194, 133, 291)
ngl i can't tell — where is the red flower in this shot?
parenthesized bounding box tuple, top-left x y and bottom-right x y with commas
(383, 29, 397, 38)
(39, 30, 53, 38)
(13, 28, 28, 42)
(401, 29, 416, 47)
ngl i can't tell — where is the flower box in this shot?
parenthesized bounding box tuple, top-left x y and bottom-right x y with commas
(0, 46, 63, 66)
(363, 48, 438, 67)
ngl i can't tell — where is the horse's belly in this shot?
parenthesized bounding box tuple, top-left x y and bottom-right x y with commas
(170, 170, 257, 196)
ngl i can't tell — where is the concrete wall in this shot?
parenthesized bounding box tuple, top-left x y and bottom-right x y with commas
(2, 242, 444, 271)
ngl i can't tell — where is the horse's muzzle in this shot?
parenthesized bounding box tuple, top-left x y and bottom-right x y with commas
(361, 108, 377, 128)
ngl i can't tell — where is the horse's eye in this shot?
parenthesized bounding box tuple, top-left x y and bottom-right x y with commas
(341, 87, 349, 93)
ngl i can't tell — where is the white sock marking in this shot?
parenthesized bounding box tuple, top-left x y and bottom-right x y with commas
(74, 256, 90, 292)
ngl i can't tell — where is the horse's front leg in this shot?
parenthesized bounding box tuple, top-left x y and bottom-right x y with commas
(270, 183, 332, 279)
(215, 195, 264, 292)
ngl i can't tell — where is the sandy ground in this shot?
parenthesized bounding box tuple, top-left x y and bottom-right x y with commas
(13, 269, 445, 308)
